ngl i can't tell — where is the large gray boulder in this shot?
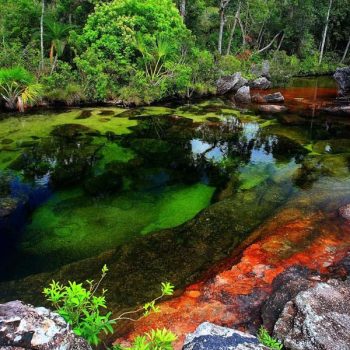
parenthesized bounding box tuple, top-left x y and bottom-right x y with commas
(250, 77, 272, 90)
(274, 279, 350, 350)
(217, 73, 248, 95)
(334, 67, 350, 97)
(183, 322, 269, 350)
(251, 61, 270, 79)
(0, 301, 92, 350)
(234, 86, 251, 104)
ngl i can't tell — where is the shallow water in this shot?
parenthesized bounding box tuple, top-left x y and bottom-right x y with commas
(1, 77, 350, 293)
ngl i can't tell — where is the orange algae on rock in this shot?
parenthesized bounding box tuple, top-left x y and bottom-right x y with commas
(117, 201, 350, 349)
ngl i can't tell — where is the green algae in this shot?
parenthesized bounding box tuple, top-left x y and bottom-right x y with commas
(141, 183, 215, 234)
(18, 182, 214, 273)
(93, 142, 135, 175)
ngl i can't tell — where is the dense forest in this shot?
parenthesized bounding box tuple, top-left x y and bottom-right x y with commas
(0, 0, 349, 109)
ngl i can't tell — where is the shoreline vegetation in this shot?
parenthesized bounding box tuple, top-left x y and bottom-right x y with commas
(1, 0, 349, 112)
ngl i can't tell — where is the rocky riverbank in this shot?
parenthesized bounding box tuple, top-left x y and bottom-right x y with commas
(116, 183, 350, 349)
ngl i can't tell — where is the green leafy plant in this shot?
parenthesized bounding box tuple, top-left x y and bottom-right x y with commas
(114, 328, 177, 350)
(257, 326, 283, 350)
(43, 264, 114, 345)
(0, 66, 43, 112)
(43, 265, 175, 346)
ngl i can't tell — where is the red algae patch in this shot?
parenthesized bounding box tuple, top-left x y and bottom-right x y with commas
(116, 205, 350, 349)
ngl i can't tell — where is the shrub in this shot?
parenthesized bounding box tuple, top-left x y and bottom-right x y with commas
(41, 61, 85, 105)
(0, 66, 43, 111)
(217, 55, 242, 76)
(43, 264, 175, 346)
(269, 51, 300, 86)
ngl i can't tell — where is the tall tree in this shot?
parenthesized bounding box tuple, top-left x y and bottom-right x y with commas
(218, 0, 231, 54)
(179, 0, 186, 18)
(40, 0, 45, 70)
(319, 0, 333, 64)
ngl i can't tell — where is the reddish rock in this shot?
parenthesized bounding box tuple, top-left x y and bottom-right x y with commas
(251, 94, 265, 103)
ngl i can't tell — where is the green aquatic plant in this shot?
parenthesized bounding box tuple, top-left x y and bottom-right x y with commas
(43, 264, 175, 346)
(257, 326, 283, 350)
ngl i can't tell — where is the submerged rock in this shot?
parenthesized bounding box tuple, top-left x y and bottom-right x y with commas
(0, 197, 22, 219)
(263, 92, 284, 103)
(274, 279, 350, 350)
(76, 110, 92, 120)
(217, 73, 248, 95)
(0, 300, 91, 349)
(250, 77, 272, 90)
(321, 106, 350, 116)
(334, 67, 350, 97)
(183, 322, 268, 350)
(258, 105, 288, 114)
(235, 86, 251, 104)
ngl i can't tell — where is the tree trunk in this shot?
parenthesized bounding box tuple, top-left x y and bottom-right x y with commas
(257, 22, 265, 49)
(237, 15, 246, 46)
(276, 32, 285, 51)
(258, 32, 281, 53)
(50, 54, 58, 74)
(218, 0, 230, 54)
(17, 96, 24, 113)
(179, 0, 186, 18)
(319, 0, 333, 65)
(226, 2, 241, 55)
(218, 7, 225, 54)
(40, 0, 45, 70)
(341, 35, 350, 64)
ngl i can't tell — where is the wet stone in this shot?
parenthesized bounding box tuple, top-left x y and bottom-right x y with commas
(0, 197, 21, 219)
(339, 204, 350, 220)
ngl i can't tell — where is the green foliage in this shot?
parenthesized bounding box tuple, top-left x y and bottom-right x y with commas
(117, 328, 177, 350)
(74, 0, 191, 101)
(44, 264, 175, 346)
(217, 55, 242, 76)
(257, 326, 283, 350)
(0, 66, 43, 111)
(41, 61, 85, 104)
(269, 51, 300, 86)
(43, 264, 114, 345)
(1, 0, 350, 107)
